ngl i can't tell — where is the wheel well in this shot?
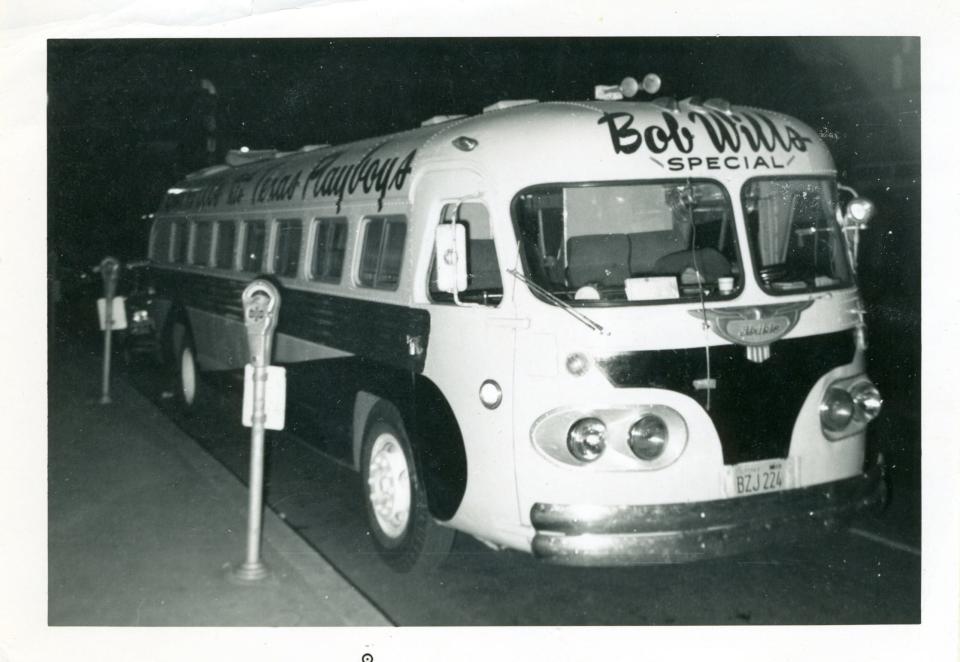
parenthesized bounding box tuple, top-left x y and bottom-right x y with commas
(353, 377, 467, 522)
(353, 391, 384, 469)
(171, 320, 188, 357)
(159, 301, 192, 364)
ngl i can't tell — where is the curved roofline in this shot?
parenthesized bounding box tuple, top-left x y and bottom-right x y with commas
(179, 97, 825, 186)
(158, 98, 832, 217)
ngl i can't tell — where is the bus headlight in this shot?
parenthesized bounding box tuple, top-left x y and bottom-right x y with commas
(820, 387, 855, 432)
(628, 415, 668, 460)
(567, 418, 606, 462)
(851, 382, 883, 422)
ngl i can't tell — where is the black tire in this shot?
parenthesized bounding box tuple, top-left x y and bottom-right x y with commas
(360, 408, 454, 572)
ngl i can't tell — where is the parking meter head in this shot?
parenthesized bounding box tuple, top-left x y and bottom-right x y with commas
(100, 256, 120, 298)
(241, 279, 281, 366)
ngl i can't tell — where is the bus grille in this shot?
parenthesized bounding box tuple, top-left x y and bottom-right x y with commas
(594, 330, 856, 464)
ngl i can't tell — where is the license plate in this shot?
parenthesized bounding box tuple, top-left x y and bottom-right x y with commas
(726, 459, 792, 497)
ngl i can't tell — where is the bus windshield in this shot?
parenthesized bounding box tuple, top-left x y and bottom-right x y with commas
(742, 177, 852, 294)
(511, 180, 743, 305)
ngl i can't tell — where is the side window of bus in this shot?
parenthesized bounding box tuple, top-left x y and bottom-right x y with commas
(429, 202, 503, 305)
(192, 221, 213, 267)
(214, 220, 236, 269)
(273, 219, 302, 278)
(151, 220, 172, 263)
(242, 220, 266, 272)
(171, 220, 189, 264)
(311, 217, 347, 283)
(358, 216, 406, 290)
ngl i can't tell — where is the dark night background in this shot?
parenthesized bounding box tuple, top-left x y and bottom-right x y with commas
(47, 38, 919, 269)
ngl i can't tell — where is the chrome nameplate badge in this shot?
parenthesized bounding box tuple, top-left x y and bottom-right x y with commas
(725, 316, 791, 344)
(690, 301, 813, 363)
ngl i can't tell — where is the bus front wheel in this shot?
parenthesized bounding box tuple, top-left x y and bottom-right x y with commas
(361, 412, 454, 572)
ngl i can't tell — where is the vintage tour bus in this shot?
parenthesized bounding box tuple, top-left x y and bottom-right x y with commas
(143, 76, 886, 570)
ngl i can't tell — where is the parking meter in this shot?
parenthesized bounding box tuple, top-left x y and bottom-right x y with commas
(98, 257, 121, 404)
(232, 279, 282, 582)
(100, 257, 120, 299)
(242, 280, 280, 368)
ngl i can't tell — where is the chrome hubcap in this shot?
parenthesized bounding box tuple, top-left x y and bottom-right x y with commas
(367, 432, 412, 539)
(180, 347, 196, 405)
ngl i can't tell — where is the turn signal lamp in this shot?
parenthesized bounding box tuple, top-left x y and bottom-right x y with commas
(851, 382, 883, 422)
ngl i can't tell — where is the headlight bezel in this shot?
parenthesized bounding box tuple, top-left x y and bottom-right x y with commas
(532, 404, 688, 470)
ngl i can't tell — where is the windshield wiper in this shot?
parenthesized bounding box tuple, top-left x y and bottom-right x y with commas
(507, 268, 607, 335)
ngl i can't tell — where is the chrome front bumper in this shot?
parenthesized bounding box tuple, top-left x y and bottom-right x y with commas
(530, 459, 887, 566)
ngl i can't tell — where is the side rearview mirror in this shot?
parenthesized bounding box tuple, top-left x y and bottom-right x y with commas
(434, 223, 468, 294)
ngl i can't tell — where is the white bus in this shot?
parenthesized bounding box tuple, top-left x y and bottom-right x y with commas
(143, 83, 885, 570)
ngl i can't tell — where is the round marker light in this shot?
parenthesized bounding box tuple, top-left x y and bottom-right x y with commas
(567, 418, 606, 462)
(628, 415, 669, 460)
(479, 379, 502, 409)
(565, 352, 590, 377)
(619, 76, 640, 98)
(820, 387, 855, 432)
(641, 73, 662, 95)
(452, 136, 478, 152)
(851, 382, 883, 422)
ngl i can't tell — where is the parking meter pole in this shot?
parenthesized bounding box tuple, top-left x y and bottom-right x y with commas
(232, 279, 281, 583)
(242, 364, 268, 576)
(99, 257, 120, 405)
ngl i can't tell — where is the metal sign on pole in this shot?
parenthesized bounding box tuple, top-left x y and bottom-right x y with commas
(96, 257, 125, 405)
(231, 279, 284, 583)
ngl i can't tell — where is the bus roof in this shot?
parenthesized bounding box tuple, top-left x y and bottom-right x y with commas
(157, 98, 834, 217)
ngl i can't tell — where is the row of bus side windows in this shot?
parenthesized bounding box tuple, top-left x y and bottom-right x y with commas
(150, 216, 401, 290)
(152, 218, 232, 267)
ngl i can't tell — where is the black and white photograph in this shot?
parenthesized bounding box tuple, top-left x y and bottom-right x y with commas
(1, 2, 957, 661)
